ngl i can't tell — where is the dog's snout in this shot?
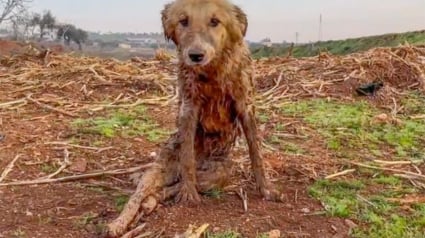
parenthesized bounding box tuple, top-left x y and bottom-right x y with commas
(188, 50, 205, 63)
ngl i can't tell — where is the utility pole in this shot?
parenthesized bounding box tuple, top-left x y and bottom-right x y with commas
(318, 13, 323, 42)
(295, 32, 299, 45)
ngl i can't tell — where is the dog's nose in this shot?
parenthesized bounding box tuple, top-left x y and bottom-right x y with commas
(188, 50, 205, 63)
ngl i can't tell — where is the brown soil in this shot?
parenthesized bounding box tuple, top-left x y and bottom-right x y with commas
(1, 43, 424, 238)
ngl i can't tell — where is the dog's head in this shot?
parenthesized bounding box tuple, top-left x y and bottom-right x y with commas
(161, 0, 248, 67)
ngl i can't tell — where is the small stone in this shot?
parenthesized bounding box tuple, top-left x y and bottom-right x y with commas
(345, 219, 358, 229)
(301, 207, 311, 213)
(268, 229, 281, 238)
(25, 210, 33, 216)
(150, 152, 157, 158)
(69, 158, 87, 173)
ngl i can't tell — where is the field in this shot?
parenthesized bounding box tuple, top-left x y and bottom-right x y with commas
(252, 30, 425, 59)
(0, 42, 425, 238)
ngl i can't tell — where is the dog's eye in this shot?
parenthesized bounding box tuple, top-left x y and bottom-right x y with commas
(209, 18, 220, 27)
(179, 18, 189, 27)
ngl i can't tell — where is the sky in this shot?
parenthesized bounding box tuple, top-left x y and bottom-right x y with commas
(30, 0, 425, 42)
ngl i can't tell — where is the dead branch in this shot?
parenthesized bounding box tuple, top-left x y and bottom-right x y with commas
(373, 159, 423, 166)
(325, 169, 356, 179)
(348, 161, 425, 182)
(120, 223, 148, 238)
(44, 141, 113, 153)
(0, 98, 26, 108)
(42, 148, 71, 179)
(0, 154, 21, 183)
(0, 163, 153, 187)
(26, 94, 77, 117)
(236, 187, 248, 212)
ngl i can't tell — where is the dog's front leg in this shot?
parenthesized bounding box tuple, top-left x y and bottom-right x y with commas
(175, 100, 201, 203)
(237, 103, 283, 202)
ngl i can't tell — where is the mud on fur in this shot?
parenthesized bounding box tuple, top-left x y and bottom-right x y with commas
(107, 0, 284, 236)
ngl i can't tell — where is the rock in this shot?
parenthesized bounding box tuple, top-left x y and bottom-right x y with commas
(374, 113, 388, 122)
(344, 219, 358, 229)
(69, 158, 87, 173)
(267, 229, 281, 238)
(150, 152, 157, 158)
(301, 207, 311, 213)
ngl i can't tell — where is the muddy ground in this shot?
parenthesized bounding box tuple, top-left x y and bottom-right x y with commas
(0, 43, 424, 238)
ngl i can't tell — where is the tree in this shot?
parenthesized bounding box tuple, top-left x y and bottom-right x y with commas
(0, 0, 31, 26)
(30, 10, 56, 39)
(9, 11, 31, 40)
(57, 24, 88, 51)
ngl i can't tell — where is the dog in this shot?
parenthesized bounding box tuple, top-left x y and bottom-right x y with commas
(161, 0, 283, 203)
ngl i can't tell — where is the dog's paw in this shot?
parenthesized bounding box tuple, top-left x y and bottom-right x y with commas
(176, 182, 201, 204)
(260, 184, 284, 202)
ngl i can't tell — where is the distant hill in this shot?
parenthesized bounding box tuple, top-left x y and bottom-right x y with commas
(251, 30, 425, 59)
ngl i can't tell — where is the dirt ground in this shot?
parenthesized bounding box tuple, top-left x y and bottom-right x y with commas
(1, 43, 424, 238)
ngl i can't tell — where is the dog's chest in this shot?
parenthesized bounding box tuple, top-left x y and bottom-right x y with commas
(196, 78, 237, 133)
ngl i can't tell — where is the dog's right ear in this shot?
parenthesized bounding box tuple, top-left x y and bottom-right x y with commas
(161, 3, 177, 44)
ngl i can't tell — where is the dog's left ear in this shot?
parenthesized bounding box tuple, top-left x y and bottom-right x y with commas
(161, 3, 177, 44)
(233, 5, 248, 37)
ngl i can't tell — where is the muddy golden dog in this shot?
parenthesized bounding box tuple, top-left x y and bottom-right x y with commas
(161, 0, 283, 203)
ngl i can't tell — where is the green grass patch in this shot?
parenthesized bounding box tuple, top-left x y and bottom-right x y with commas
(114, 195, 129, 212)
(309, 177, 425, 237)
(308, 179, 364, 218)
(279, 99, 425, 158)
(203, 188, 224, 199)
(372, 175, 402, 186)
(74, 212, 98, 228)
(71, 105, 169, 142)
(401, 91, 425, 115)
(40, 163, 58, 174)
(266, 134, 307, 155)
(205, 231, 241, 238)
(251, 30, 425, 58)
(352, 214, 425, 238)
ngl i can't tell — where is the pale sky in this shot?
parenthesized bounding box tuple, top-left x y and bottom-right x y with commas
(31, 0, 425, 42)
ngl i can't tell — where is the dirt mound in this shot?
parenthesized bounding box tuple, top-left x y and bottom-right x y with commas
(255, 45, 425, 107)
(0, 40, 26, 55)
(0, 40, 67, 58)
(2, 44, 424, 108)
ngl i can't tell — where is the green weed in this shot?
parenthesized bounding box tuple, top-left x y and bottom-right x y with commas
(71, 106, 169, 142)
(279, 99, 425, 158)
(205, 231, 241, 238)
(114, 195, 129, 212)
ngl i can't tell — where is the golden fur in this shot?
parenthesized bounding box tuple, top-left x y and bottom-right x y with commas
(160, 0, 282, 203)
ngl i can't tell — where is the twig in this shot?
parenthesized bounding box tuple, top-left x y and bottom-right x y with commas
(26, 94, 77, 117)
(0, 154, 21, 183)
(356, 194, 377, 208)
(236, 187, 248, 212)
(348, 161, 425, 181)
(325, 169, 356, 179)
(373, 159, 423, 166)
(43, 149, 71, 179)
(0, 163, 153, 187)
(0, 98, 26, 108)
(44, 141, 113, 153)
(120, 223, 148, 238)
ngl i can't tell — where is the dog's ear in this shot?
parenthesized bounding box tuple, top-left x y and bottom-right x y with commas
(161, 3, 177, 44)
(233, 5, 248, 37)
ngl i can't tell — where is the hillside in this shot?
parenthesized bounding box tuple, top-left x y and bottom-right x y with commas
(251, 30, 425, 58)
